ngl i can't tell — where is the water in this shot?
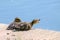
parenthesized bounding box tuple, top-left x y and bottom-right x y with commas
(0, 0, 60, 31)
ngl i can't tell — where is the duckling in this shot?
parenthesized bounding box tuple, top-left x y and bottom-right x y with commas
(6, 17, 21, 30)
(7, 18, 40, 31)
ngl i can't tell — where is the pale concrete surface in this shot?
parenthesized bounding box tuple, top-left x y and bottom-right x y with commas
(0, 24, 60, 40)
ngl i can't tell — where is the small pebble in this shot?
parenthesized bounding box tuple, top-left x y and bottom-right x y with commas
(7, 33, 9, 35)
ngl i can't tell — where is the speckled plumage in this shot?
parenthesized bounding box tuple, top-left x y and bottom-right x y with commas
(7, 17, 40, 31)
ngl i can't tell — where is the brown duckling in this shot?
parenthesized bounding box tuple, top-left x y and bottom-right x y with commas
(7, 18, 40, 31)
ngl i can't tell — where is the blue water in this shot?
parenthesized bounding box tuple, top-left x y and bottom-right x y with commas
(0, 0, 60, 31)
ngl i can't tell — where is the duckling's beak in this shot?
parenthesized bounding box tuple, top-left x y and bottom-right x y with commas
(38, 19, 40, 21)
